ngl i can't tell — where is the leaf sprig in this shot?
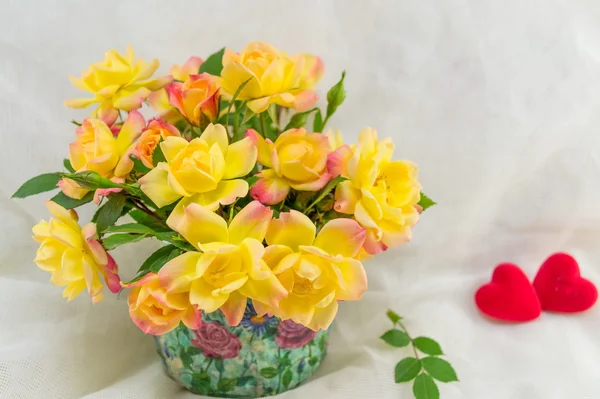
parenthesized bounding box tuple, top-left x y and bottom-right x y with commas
(382, 310, 458, 399)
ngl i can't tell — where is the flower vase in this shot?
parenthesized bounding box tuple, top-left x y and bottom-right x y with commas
(154, 301, 330, 397)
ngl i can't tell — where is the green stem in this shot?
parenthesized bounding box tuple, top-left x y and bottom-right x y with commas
(259, 112, 267, 137)
(321, 115, 330, 132)
(233, 103, 240, 137)
(396, 319, 420, 361)
(204, 357, 214, 373)
(277, 348, 282, 392)
(129, 198, 168, 227)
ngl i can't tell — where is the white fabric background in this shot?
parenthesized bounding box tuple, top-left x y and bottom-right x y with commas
(2, 0, 600, 398)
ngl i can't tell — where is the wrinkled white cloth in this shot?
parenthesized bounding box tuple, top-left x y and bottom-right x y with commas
(2, 0, 600, 398)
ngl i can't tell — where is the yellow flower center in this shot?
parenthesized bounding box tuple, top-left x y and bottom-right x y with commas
(250, 315, 267, 325)
(292, 278, 314, 296)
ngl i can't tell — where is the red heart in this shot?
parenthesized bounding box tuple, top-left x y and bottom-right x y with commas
(533, 253, 598, 313)
(475, 263, 541, 322)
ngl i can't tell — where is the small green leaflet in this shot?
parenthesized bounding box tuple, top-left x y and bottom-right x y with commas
(138, 244, 182, 274)
(305, 175, 347, 213)
(155, 231, 196, 251)
(130, 154, 151, 174)
(420, 357, 458, 382)
(259, 367, 278, 379)
(199, 48, 225, 75)
(12, 172, 62, 198)
(418, 192, 436, 211)
(227, 77, 252, 117)
(413, 337, 443, 356)
(102, 233, 148, 250)
(413, 373, 439, 399)
(152, 140, 167, 165)
(63, 159, 75, 173)
(313, 109, 324, 132)
(386, 309, 402, 324)
(282, 369, 292, 388)
(394, 357, 421, 383)
(236, 376, 254, 387)
(94, 193, 127, 232)
(381, 329, 411, 348)
(129, 209, 171, 232)
(104, 223, 155, 235)
(285, 108, 318, 130)
(217, 378, 237, 392)
(50, 191, 94, 209)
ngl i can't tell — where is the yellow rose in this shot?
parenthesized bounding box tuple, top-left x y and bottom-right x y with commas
(329, 128, 422, 254)
(159, 201, 287, 326)
(32, 201, 120, 303)
(65, 45, 172, 115)
(253, 211, 367, 331)
(246, 128, 332, 205)
(139, 124, 256, 215)
(220, 42, 320, 113)
(58, 110, 145, 199)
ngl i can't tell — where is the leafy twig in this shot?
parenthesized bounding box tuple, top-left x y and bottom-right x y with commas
(381, 310, 458, 399)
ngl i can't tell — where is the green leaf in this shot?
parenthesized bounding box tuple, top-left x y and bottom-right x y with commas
(199, 48, 225, 75)
(262, 327, 277, 340)
(308, 356, 319, 366)
(285, 108, 318, 130)
(260, 367, 278, 379)
(102, 233, 148, 250)
(421, 357, 458, 382)
(12, 173, 62, 198)
(305, 175, 347, 212)
(63, 159, 75, 173)
(155, 231, 196, 251)
(413, 337, 443, 356)
(386, 309, 402, 325)
(217, 378, 237, 392)
(104, 223, 155, 235)
(228, 78, 252, 116)
(282, 369, 292, 389)
(94, 193, 127, 232)
(326, 71, 346, 118)
(394, 357, 421, 383)
(413, 373, 440, 399)
(381, 329, 410, 348)
(279, 357, 292, 369)
(63, 171, 123, 190)
(237, 376, 254, 386)
(245, 175, 260, 188)
(138, 244, 182, 274)
(152, 140, 166, 166)
(50, 191, 94, 209)
(130, 154, 152, 174)
(313, 109, 324, 132)
(318, 335, 326, 352)
(418, 192, 436, 211)
(129, 209, 170, 232)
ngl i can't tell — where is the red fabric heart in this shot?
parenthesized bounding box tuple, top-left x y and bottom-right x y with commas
(475, 263, 541, 322)
(533, 253, 598, 313)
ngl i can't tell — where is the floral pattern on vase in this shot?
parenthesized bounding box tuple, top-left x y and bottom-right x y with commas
(155, 300, 330, 397)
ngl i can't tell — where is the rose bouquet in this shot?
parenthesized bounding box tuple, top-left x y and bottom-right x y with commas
(12, 42, 434, 397)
